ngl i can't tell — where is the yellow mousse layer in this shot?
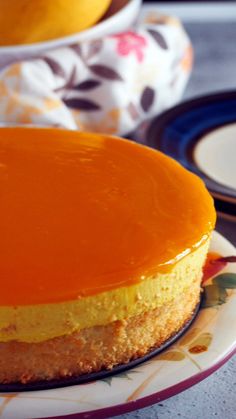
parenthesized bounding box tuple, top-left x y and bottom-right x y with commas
(0, 127, 216, 343)
(0, 239, 209, 343)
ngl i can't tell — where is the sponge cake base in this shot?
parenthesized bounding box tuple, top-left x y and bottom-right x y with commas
(0, 276, 200, 384)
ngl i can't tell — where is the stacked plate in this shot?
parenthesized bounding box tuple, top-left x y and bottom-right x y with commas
(147, 91, 236, 222)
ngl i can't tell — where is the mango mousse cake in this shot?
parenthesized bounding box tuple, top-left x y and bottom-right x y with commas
(0, 127, 216, 384)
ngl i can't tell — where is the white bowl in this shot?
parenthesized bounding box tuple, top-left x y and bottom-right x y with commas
(0, 0, 141, 68)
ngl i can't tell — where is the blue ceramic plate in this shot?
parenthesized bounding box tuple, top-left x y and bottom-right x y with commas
(147, 91, 236, 206)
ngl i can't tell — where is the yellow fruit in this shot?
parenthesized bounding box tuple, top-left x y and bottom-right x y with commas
(0, 0, 111, 46)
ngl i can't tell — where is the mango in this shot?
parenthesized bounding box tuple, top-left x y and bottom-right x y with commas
(0, 0, 111, 46)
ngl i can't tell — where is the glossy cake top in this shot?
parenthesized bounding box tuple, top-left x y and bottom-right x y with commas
(0, 128, 216, 305)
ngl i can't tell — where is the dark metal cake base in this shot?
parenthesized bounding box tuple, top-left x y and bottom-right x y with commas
(0, 302, 200, 392)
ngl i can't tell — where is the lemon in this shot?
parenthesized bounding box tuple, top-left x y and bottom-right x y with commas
(0, 0, 111, 46)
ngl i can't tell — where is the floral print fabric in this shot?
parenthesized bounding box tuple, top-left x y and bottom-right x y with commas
(0, 12, 193, 139)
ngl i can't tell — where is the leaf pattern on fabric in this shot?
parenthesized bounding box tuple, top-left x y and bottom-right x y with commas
(43, 57, 66, 78)
(147, 29, 168, 50)
(55, 67, 78, 93)
(87, 39, 104, 60)
(67, 67, 78, 88)
(70, 44, 83, 57)
(140, 87, 155, 112)
(127, 102, 140, 120)
(63, 98, 101, 111)
(89, 64, 123, 81)
(75, 79, 101, 91)
(0, 16, 193, 139)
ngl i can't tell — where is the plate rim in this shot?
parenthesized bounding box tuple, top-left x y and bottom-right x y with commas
(46, 347, 236, 419)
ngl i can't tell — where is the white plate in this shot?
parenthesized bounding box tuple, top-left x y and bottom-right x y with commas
(0, 231, 236, 419)
(194, 123, 236, 191)
(0, 0, 141, 69)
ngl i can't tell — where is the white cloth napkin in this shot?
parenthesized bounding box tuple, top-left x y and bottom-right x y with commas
(0, 12, 192, 139)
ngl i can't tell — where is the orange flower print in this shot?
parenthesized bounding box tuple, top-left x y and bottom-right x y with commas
(112, 31, 147, 62)
(181, 45, 193, 72)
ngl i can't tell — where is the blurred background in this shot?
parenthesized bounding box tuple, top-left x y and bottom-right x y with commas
(144, 0, 236, 97)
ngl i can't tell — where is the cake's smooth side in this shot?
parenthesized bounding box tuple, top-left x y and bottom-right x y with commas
(0, 277, 200, 384)
(0, 240, 209, 343)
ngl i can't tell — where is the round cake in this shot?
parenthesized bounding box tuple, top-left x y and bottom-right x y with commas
(0, 127, 216, 384)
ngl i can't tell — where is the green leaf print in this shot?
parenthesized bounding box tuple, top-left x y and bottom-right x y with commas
(213, 273, 236, 289)
(101, 370, 139, 385)
(201, 284, 227, 308)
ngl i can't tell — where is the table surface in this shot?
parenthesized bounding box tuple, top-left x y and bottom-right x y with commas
(117, 4, 236, 419)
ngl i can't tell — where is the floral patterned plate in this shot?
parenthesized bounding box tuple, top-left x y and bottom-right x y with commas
(0, 231, 236, 419)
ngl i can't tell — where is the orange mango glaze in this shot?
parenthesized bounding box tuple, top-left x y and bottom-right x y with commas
(0, 128, 216, 305)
